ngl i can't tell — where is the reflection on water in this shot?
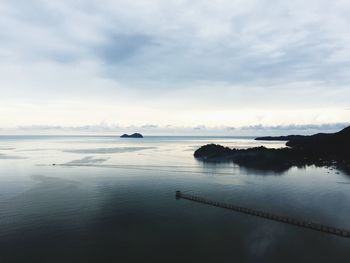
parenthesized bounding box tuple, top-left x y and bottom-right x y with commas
(0, 136, 349, 262)
(62, 146, 156, 154)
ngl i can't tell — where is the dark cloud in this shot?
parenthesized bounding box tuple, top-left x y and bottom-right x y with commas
(95, 33, 154, 64)
(193, 125, 206, 130)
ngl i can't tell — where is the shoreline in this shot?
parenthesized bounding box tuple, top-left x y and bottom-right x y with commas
(194, 126, 350, 174)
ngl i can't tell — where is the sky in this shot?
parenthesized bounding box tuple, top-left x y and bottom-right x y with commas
(1, 0, 350, 135)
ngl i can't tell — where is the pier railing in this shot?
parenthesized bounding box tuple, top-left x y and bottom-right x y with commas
(175, 191, 350, 239)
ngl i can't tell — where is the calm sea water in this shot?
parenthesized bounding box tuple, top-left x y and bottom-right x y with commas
(0, 136, 349, 262)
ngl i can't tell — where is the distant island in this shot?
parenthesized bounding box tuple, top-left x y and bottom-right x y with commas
(194, 126, 350, 174)
(120, 133, 143, 138)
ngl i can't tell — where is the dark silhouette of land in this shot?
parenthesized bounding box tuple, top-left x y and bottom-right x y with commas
(255, 135, 304, 141)
(194, 126, 350, 174)
(120, 133, 143, 138)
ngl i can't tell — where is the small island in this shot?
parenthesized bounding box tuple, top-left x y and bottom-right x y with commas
(194, 126, 350, 174)
(120, 133, 144, 138)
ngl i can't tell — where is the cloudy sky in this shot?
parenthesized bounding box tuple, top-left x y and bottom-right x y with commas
(1, 0, 350, 134)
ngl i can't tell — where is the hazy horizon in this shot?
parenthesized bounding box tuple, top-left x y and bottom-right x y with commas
(0, 122, 349, 136)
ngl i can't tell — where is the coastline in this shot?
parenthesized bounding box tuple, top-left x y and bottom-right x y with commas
(194, 126, 350, 174)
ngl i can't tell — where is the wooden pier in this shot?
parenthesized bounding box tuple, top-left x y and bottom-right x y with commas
(175, 191, 350, 239)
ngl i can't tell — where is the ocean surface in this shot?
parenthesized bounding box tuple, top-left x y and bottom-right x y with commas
(0, 135, 349, 262)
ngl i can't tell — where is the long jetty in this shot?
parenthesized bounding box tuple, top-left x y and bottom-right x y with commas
(176, 191, 350, 239)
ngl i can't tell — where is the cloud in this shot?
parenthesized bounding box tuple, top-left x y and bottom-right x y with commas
(17, 124, 120, 132)
(239, 123, 349, 131)
(95, 33, 154, 64)
(193, 125, 206, 130)
(1, 1, 350, 128)
(3, 0, 350, 84)
(141, 124, 158, 129)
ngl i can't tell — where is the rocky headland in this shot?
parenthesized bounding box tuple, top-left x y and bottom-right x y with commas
(194, 126, 350, 174)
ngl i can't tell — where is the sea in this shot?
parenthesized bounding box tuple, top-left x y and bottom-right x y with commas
(0, 135, 349, 262)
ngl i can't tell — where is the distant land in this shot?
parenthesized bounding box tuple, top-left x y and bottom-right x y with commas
(120, 133, 143, 138)
(255, 135, 305, 141)
(194, 126, 350, 174)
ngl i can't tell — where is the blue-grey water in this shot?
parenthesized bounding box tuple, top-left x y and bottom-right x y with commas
(0, 136, 349, 262)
